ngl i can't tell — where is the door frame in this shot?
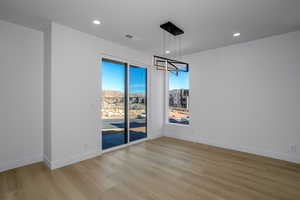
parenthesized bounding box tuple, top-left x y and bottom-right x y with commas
(99, 54, 150, 153)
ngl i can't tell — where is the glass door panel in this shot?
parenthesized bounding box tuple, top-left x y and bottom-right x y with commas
(101, 59, 127, 150)
(129, 66, 147, 142)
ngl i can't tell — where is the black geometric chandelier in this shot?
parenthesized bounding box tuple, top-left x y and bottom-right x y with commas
(153, 21, 189, 74)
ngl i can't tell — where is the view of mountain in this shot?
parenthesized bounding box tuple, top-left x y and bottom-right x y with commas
(102, 90, 124, 97)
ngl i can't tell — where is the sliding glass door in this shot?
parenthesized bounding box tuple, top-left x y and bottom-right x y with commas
(101, 59, 127, 150)
(129, 66, 147, 142)
(101, 59, 147, 150)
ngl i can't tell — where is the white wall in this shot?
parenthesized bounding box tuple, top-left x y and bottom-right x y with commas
(164, 30, 300, 163)
(45, 23, 164, 169)
(0, 20, 43, 172)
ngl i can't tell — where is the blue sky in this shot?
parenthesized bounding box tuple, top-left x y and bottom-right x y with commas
(169, 71, 189, 90)
(129, 66, 147, 94)
(102, 61, 146, 94)
(102, 60, 188, 92)
(101, 61, 125, 92)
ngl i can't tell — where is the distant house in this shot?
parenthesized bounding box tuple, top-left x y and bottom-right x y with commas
(129, 96, 145, 104)
(169, 89, 189, 109)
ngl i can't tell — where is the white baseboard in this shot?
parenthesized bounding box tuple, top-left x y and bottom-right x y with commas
(48, 150, 101, 170)
(47, 136, 160, 170)
(198, 138, 300, 164)
(43, 155, 51, 169)
(0, 154, 43, 172)
(165, 134, 300, 164)
(150, 133, 163, 140)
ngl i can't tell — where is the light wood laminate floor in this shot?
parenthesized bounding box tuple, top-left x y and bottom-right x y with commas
(1, 137, 300, 200)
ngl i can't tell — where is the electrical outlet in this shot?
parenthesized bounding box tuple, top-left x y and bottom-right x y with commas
(290, 145, 297, 153)
(295, 145, 299, 153)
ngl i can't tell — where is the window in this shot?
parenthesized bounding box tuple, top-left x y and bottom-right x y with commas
(168, 71, 189, 125)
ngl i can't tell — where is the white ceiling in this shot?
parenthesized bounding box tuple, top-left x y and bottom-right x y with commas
(1, 0, 300, 55)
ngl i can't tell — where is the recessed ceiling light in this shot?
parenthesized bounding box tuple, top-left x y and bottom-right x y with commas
(233, 32, 241, 37)
(165, 50, 171, 54)
(93, 20, 101, 25)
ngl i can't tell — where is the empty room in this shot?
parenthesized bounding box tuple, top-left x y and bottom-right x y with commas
(1, 0, 300, 199)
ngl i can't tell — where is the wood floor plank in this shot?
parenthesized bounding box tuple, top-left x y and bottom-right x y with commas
(0, 137, 300, 200)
